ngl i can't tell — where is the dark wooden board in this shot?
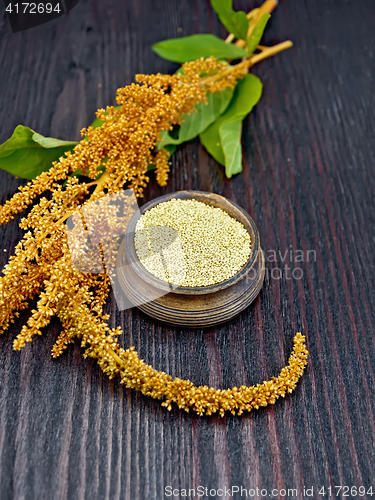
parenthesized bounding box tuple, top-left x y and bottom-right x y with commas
(0, 0, 374, 499)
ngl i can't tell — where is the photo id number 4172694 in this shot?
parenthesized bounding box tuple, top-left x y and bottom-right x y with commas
(5, 2, 61, 14)
(315, 485, 374, 496)
(4, 0, 69, 33)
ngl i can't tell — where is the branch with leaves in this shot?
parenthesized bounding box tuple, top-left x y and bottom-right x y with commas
(0, 0, 291, 181)
(0, 1, 308, 417)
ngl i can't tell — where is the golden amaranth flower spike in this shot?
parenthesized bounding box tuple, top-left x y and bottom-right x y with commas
(0, 56, 306, 416)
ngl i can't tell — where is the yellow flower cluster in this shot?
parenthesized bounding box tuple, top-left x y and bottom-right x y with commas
(0, 56, 307, 416)
(112, 332, 308, 416)
(0, 57, 242, 227)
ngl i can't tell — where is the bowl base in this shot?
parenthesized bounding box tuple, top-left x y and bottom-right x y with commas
(118, 247, 265, 328)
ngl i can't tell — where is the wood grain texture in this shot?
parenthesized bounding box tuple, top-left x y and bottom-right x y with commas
(0, 0, 374, 499)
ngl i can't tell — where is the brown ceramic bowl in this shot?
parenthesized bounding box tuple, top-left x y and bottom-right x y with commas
(116, 191, 265, 327)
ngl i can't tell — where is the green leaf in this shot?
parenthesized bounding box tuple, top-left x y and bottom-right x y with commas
(157, 87, 234, 149)
(200, 73, 262, 177)
(211, 0, 249, 40)
(200, 127, 226, 166)
(0, 125, 78, 180)
(219, 119, 243, 177)
(246, 13, 270, 55)
(31, 133, 77, 149)
(152, 34, 247, 63)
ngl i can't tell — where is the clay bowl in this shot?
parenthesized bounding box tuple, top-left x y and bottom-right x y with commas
(116, 191, 265, 328)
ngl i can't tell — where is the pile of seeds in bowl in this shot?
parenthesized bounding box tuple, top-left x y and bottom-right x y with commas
(134, 198, 251, 287)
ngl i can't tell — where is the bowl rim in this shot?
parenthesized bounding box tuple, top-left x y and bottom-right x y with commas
(122, 190, 261, 295)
